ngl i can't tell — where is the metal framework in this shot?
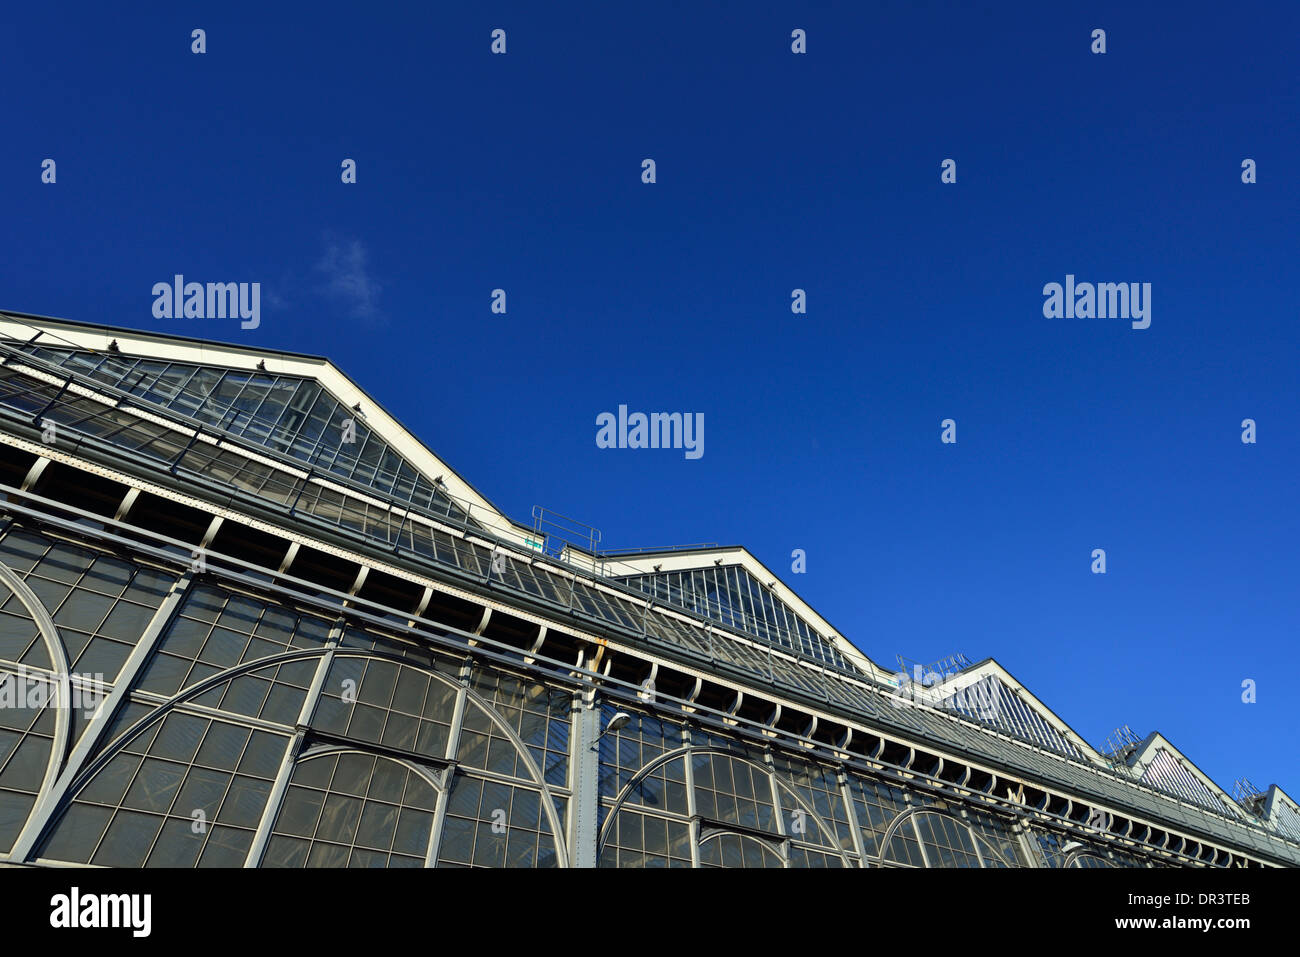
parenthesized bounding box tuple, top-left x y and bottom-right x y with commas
(0, 311, 1295, 869)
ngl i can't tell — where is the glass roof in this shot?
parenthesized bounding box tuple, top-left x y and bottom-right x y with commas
(1139, 747, 1240, 818)
(933, 673, 1086, 761)
(1268, 791, 1300, 842)
(613, 565, 854, 672)
(11, 344, 475, 526)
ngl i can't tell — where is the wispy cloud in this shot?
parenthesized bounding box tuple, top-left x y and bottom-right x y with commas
(315, 236, 382, 321)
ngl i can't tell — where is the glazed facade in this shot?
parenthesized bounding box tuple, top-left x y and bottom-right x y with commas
(0, 311, 1296, 868)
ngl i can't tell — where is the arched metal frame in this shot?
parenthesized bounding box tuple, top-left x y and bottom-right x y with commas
(58, 647, 327, 800)
(1065, 851, 1116, 868)
(697, 828, 786, 867)
(0, 559, 76, 854)
(596, 744, 853, 868)
(276, 743, 448, 866)
(877, 806, 1018, 869)
(444, 663, 571, 865)
(23, 638, 571, 867)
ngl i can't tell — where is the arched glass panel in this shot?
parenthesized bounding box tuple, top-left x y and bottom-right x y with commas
(698, 831, 783, 868)
(692, 752, 775, 832)
(39, 709, 290, 867)
(884, 810, 1017, 868)
(882, 815, 927, 867)
(436, 774, 562, 868)
(311, 656, 458, 762)
(135, 583, 329, 702)
(599, 804, 692, 867)
(263, 749, 438, 868)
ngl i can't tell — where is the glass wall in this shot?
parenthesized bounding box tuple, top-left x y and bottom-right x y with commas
(0, 519, 1224, 868)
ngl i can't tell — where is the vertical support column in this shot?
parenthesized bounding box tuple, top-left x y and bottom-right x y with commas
(444, 656, 474, 763)
(244, 619, 343, 867)
(424, 656, 473, 868)
(422, 764, 455, 869)
(1011, 814, 1047, 868)
(896, 788, 929, 867)
(244, 728, 307, 868)
(763, 746, 791, 867)
(914, 822, 934, 868)
(838, 768, 869, 866)
(10, 570, 194, 862)
(683, 723, 700, 868)
(567, 683, 601, 868)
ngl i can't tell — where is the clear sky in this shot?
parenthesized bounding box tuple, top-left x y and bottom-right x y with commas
(4, 1, 1296, 801)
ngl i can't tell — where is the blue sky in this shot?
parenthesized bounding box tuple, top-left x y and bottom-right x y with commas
(4, 1, 1297, 799)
